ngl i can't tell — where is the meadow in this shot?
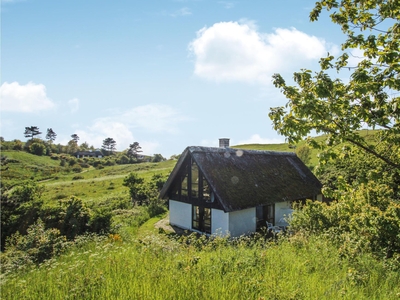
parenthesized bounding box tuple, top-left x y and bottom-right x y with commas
(1, 133, 399, 300)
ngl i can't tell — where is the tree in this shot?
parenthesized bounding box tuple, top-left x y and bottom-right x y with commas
(269, 0, 400, 171)
(101, 137, 116, 155)
(295, 145, 311, 165)
(45, 128, 57, 143)
(127, 142, 143, 161)
(123, 172, 146, 205)
(80, 141, 89, 151)
(24, 126, 42, 140)
(71, 134, 79, 143)
(268, 0, 400, 259)
(152, 154, 165, 162)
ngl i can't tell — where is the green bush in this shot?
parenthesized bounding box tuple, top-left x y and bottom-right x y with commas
(1, 219, 67, 273)
(29, 142, 46, 156)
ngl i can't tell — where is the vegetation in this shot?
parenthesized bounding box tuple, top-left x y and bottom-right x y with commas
(1, 1, 399, 298)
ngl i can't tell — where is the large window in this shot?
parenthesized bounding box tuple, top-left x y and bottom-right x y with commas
(191, 162, 199, 198)
(192, 205, 211, 234)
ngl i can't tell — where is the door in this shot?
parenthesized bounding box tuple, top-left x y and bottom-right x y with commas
(192, 205, 211, 234)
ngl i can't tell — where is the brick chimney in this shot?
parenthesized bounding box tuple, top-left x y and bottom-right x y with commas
(219, 138, 230, 148)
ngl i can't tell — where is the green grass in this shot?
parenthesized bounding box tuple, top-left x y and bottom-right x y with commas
(1, 232, 398, 300)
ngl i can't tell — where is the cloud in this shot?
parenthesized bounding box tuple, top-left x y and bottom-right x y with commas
(170, 7, 192, 17)
(189, 22, 338, 84)
(68, 98, 80, 113)
(0, 81, 55, 112)
(120, 103, 189, 133)
(238, 134, 284, 145)
(63, 104, 188, 154)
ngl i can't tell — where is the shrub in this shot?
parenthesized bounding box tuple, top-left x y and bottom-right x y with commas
(2, 219, 67, 273)
(72, 165, 82, 173)
(29, 142, 46, 156)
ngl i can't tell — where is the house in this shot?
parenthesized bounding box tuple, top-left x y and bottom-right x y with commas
(74, 150, 103, 158)
(159, 139, 322, 237)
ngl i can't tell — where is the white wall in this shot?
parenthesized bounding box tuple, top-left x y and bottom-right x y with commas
(228, 207, 256, 237)
(275, 201, 293, 226)
(169, 200, 192, 230)
(211, 209, 229, 236)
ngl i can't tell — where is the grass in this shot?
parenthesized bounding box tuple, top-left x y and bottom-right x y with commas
(1, 231, 399, 300)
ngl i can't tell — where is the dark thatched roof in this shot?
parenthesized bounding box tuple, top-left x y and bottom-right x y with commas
(160, 146, 322, 212)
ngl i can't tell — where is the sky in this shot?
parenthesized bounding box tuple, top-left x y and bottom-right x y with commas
(1, 0, 347, 158)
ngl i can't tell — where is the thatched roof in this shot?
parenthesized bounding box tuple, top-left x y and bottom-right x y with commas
(160, 146, 322, 212)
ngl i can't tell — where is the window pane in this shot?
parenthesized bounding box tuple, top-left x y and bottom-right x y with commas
(204, 208, 211, 234)
(192, 206, 200, 230)
(191, 162, 199, 198)
(203, 178, 211, 202)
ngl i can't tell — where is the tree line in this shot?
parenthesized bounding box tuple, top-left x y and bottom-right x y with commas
(1, 126, 166, 163)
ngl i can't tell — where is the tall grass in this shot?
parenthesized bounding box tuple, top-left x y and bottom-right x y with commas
(1, 233, 399, 299)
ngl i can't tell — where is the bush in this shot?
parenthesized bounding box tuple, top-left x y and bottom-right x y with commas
(72, 165, 82, 173)
(29, 142, 46, 156)
(2, 219, 67, 272)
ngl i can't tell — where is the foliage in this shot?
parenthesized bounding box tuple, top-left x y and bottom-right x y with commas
(1, 233, 399, 299)
(127, 142, 143, 161)
(123, 172, 146, 205)
(24, 126, 42, 140)
(269, 0, 400, 261)
(295, 144, 311, 165)
(269, 0, 400, 170)
(152, 153, 165, 162)
(46, 128, 57, 143)
(1, 181, 45, 249)
(29, 142, 46, 156)
(1, 219, 67, 272)
(102, 137, 117, 155)
(289, 181, 400, 260)
(70, 133, 79, 143)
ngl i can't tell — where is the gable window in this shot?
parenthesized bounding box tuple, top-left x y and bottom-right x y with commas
(191, 162, 199, 198)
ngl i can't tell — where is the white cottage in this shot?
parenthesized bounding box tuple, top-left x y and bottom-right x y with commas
(159, 141, 322, 237)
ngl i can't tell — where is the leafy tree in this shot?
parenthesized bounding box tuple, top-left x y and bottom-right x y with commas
(152, 153, 165, 162)
(268, 0, 400, 259)
(102, 137, 117, 155)
(24, 126, 42, 140)
(123, 172, 146, 205)
(12, 139, 23, 151)
(29, 142, 46, 156)
(269, 0, 399, 171)
(71, 134, 79, 143)
(45, 128, 57, 143)
(67, 140, 79, 154)
(80, 141, 89, 151)
(127, 142, 143, 161)
(295, 145, 311, 165)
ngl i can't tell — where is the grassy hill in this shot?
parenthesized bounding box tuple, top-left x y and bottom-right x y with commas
(1, 129, 399, 299)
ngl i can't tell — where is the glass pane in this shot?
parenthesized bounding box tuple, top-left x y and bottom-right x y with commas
(204, 208, 211, 233)
(192, 206, 199, 230)
(203, 178, 211, 202)
(181, 173, 188, 197)
(191, 162, 199, 198)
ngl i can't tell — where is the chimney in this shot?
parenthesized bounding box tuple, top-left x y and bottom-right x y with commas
(219, 138, 230, 148)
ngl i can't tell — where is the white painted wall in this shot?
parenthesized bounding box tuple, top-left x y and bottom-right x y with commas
(228, 207, 256, 237)
(169, 200, 192, 230)
(211, 208, 229, 236)
(275, 201, 293, 226)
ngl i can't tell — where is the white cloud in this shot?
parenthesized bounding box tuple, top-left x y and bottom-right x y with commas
(170, 7, 192, 17)
(0, 81, 55, 113)
(61, 104, 187, 154)
(238, 134, 284, 145)
(68, 98, 80, 113)
(189, 22, 338, 84)
(120, 103, 189, 133)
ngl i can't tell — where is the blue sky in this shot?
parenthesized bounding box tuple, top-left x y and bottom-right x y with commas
(1, 0, 346, 157)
